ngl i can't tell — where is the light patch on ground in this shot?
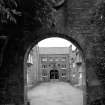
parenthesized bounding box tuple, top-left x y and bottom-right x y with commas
(28, 82, 83, 105)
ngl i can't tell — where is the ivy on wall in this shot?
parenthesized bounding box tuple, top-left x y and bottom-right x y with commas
(0, 0, 21, 23)
(90, 0, 105, 87)
(0, 0, 65, 28)
(96, 57, 105, 74)
(91, 0, 105, 32)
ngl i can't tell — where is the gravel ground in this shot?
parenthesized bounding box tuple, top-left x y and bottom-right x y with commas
(28, 82, 83, 105)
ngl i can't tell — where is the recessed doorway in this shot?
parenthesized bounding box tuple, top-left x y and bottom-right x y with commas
(50, 70, 59, 79)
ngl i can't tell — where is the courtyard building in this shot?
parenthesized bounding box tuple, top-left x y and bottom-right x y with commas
(27, 45, 84, 89)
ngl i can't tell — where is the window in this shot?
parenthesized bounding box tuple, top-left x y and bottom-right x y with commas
(42, 77, 47, 81)
(61, 70, 66, 76)
(41, 57, 47, 62)
(61, 57, 66, 61)
(42, 70, 47, 76)
(58, 64, 60, 67)
(49, 58, 53, 61)
(55, 58, 59, 61)
(42, 64, 47, 68)
(69, 64, 73, 68)
(62, 72, 66, 76)
(61, 64, 66, 69)
(61, 70, 67, 81)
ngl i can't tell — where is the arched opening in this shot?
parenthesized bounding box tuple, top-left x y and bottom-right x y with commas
(24, 36, 86, 105)
(50, 69, 59, 79)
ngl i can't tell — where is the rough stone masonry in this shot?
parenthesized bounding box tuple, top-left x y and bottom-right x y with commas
(0, 0, 105, 105)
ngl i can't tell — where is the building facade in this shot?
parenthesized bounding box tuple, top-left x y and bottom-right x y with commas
(26, 45, 84, 86)
(38, 47, 72, 82)
(39, 54, 70, 81)
(69, 48, 85, 89)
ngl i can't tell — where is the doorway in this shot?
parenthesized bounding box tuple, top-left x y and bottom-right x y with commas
(50, 70, 59, 79)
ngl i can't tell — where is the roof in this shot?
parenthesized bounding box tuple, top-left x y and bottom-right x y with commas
(39, 47, 70, 54)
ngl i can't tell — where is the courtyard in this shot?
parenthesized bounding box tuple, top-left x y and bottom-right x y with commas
(28, 82, 84, 105)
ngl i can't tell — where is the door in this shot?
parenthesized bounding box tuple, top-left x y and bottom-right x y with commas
(50, 70, 59, 79)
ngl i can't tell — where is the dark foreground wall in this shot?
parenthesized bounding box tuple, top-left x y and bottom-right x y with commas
(0, 0, 105, 105)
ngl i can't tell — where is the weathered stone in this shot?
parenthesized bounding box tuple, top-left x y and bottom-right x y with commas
(0, 0, 105, 104)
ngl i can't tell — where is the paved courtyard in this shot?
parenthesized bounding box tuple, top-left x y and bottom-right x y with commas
(28, 82, 84, 105)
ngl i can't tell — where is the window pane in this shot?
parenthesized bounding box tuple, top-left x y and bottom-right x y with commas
(42, 57, 47, 61)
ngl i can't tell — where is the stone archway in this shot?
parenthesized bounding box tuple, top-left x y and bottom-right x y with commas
(0, 0, 104, 104)
(24, 32, 86, 105)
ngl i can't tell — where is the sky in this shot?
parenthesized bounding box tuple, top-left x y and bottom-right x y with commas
(37, 37, 76, 50)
